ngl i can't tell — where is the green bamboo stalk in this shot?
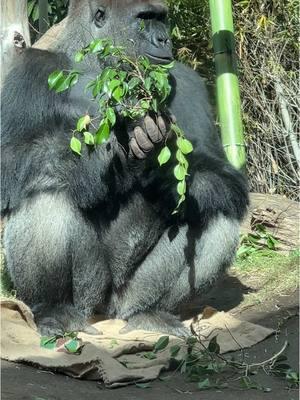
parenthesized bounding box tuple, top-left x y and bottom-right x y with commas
(209, 0, 246, 170)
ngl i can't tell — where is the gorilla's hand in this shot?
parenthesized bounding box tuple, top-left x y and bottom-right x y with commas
(128, 114, 174, 159)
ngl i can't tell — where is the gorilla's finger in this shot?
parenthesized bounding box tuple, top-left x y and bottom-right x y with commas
(129, 137, 147, 159)
(170, 113, 177, 124)
(83, 325, 102, 335)
(134, 126, 154, 152)
(157, 115, 167, 137)
(144, 115, 162, 143)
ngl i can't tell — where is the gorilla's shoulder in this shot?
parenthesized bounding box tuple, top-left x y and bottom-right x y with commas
(4, 47, 71, 85)
(172, 62, 207, 90)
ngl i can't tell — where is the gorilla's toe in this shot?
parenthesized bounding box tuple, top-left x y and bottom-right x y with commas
(32, 303, 101, 336)
(37, 317, 65, 337)
(82, 324, 101, 335)
(119, 311, 190, 338)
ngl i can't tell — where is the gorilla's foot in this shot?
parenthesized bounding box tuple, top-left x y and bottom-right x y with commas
(119, 311, 190, 338)
(32, 303, 100, 336)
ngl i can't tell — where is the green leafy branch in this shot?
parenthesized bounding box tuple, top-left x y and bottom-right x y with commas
(237, 223, 279, 259)
(137, 334, 298, 391)
(48, 38, 193, 211)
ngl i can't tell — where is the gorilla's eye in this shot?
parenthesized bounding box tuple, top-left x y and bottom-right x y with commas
(94, 7, 106, 27)
(137, 10, 167, 22)
(137, 11, 157, 20)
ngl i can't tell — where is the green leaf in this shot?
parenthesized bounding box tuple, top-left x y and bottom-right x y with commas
(48, 70, 64, 90)
(170, 345, 181, 358)
(112, 86, 124, 102)
(109, 339, 119, 348)
(32, 3, 39, 22)
(64, 338, 80, 353)
(177, 138, 193, 154)
(118, 71, 128, 82)
(140, 57, 151, 69)
(77, 115, 91, 132)
(160, 61, 175, 70)
(135, 383, 152, 389)
(239, 376, 255, 389)
(197, 378, 211, 390)
(176, 150, 189, 168)
(208, 336, 220, 354)
(68, 73, 79, 88)
(109, 79, 121, 93)
(143, 352, 157, 360)
(106, 107, 116, 126)
(70, 137, 82, 155)
(144, 78, 152, 91)
(186, 337, 198, 347)
(95, 120, 110, 145)
(154, 336, 169, 352)
(177, 180, 186, 196)
(83, 132, 95, 145)
(27, 0, 36, 17)
(64, 331, 79, 339)
(274, 355, 288, 364)
(172, 195, 186, 214)
(75, 51, 84, 63)
(140, 100, 150, 110)
(140, 20, 145, 31)
(128, 77, 141, 90)
(150, 71, 165, 89)
(100, 68, 117, 81)
(171, 123, 184, 136)
(89, 39, 104, 53)
(40, 336, 57, 350)
(151, 98, 158, 113)
(158, 146, 171, 166)
(55, 73, 79, 93)
(174, 164, 186, 181)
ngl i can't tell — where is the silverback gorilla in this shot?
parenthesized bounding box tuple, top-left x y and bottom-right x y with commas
(1, 0, 248, 336)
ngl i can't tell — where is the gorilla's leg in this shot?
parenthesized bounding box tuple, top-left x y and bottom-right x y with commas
(4, 193, 109, 336)
(109, 214, 239, 337)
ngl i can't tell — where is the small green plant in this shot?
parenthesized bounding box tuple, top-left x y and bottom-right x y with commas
(48, 39, 193, 212)
(237, 223, 279, 259)
(138, 333, 299, 392)
(40, 331, 83, 354)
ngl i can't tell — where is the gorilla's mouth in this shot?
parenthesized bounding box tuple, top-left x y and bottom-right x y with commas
(145, 53, 174, 65)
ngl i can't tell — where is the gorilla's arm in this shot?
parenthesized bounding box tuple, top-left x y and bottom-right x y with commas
(172, 63, 248, 224)
(140, 62, 248, 224)
(1, 48, 132, 213)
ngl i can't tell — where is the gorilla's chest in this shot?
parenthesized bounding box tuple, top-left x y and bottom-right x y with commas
(101, 193, 165, 288)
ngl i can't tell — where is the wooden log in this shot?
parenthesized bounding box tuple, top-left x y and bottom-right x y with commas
(241, 193, 300, 252)
(33, 18, 67, 50)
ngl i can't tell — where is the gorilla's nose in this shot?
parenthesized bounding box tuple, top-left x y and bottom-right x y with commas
(152, 32, 170, 48)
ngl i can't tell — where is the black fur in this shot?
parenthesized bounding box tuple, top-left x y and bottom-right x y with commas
(1, 0, 248, 337)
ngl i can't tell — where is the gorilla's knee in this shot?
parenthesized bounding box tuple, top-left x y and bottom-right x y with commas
(160, 214, 240, 311)
(4, 193, 75, 304)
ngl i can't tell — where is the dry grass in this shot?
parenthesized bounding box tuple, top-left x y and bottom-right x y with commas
(168, 0, 299, 200)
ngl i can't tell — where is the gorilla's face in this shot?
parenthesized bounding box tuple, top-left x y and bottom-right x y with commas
(86, 0, 173, 64)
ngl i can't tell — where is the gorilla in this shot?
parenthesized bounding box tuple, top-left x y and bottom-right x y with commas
(1, 0, 248, 336)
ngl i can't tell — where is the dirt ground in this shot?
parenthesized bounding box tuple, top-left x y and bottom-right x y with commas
(1, 272, 299, 400)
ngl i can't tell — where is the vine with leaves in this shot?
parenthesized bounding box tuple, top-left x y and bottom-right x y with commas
(49, 39, 194, 212)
